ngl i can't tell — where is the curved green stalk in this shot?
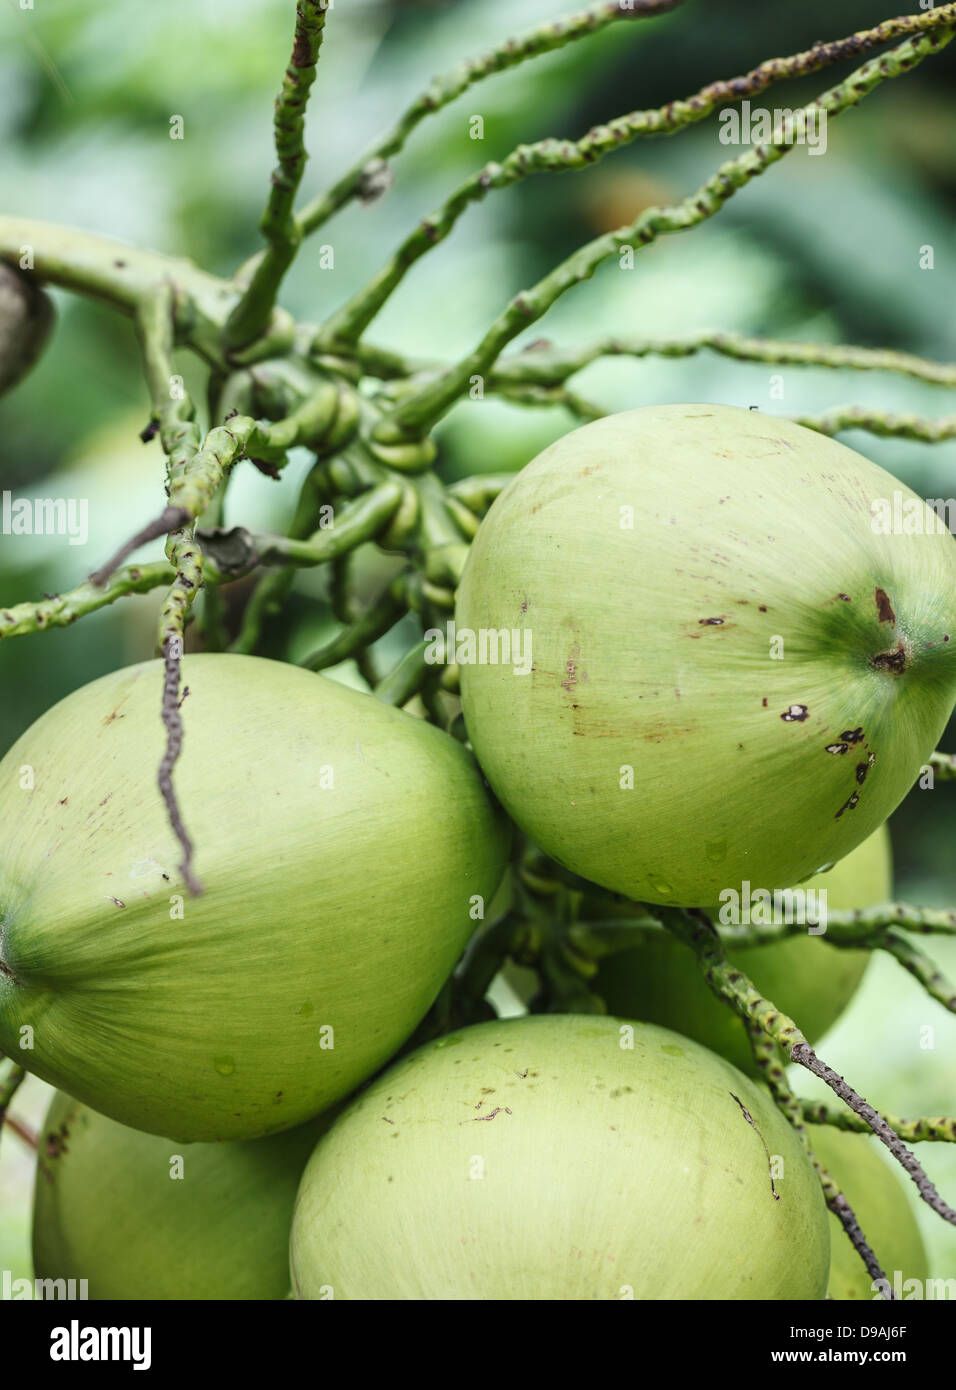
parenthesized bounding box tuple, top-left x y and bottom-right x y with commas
(489, 329, 956, 389)
(319, 4, 956, 350)
(258, 482, 404, 567)
(299, 579, 408, 673)
(880, 931, 956, 1011)
(799, 1102, 956, 1144)
(373, 21, 956, 443)
(293, 0, 683, 239)
(795, 405, 956, 441)
(230, 459, 335, 655)
(373, 639, 428, 707)
(223, 1, 330, 350)
(714, 902, 956, 948)
(0, 563, 174, 640)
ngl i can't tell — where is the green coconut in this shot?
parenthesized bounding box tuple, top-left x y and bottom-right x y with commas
(0, 654, 509, 1140)
(33, 1090, 332, 1300)
(457, 403, 956, 905)
(290, 1013, 830, 1300)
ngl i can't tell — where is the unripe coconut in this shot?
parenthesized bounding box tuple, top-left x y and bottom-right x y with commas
(456, 404, 956, 905)
(589, 824, 890, 1076)
(0, 655, 509, 1140)
(808, 1124, 928, 1300)
(33, 1090, 332, 1300)
(0, 262, 54, 395)
(290, 1014, 830, 1300)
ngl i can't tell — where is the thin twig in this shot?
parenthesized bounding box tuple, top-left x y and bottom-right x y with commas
(659, 905, 956, 1232)
(89, 507, 188, 588)
(158, 630, 200, 897)
(747, 1024, 891, 1295)
(3, 1112, 38, 1149)
(791, 1043, 956, 1227)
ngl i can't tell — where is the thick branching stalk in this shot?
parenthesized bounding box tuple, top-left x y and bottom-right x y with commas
(748, 1026, 891, 1295)
(91, 285, 259, 592)
(373, 21, 956, 443)
(223, 1, 330, 350)
(92, 402, 323, 596)
(0, 562, 174, 640)
(657, 906, 807, 1052)
(319, 5, 956, 350)
(0, 217, 229, 334)
(794, 405, 956, 441)
(89, 289, 202, 585)
(293, 0, 683, 239)
(658, 906, 955, 1228)
(799, 1101, 956, 1143)
(142, 410, 295, 894)
(489, 330, 956, 389)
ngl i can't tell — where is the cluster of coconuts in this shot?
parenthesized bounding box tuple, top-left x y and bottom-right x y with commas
(7, 403, 948, 1298)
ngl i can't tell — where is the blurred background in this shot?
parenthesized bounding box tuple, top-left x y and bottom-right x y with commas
(1, 0, 955, 1289)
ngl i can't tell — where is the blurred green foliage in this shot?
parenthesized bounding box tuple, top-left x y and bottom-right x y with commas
(2, 0, 955, 1289)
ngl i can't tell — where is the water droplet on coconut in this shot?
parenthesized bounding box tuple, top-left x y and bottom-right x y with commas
(213, 1056, 235, 1076)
